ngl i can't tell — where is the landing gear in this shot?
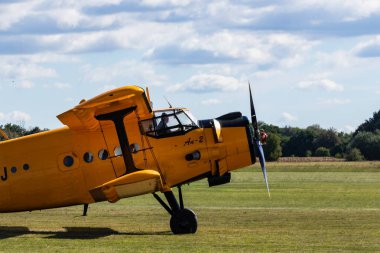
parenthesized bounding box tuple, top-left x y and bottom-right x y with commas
(170, 208, 197, 234)
(82, 204, 89, 216)
(153, 186, 198, 234)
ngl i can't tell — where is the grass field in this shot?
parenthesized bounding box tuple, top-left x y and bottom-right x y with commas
(0, 161, 379, 252)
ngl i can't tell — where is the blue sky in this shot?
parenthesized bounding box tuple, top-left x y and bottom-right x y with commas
(0, 0, 379, 132)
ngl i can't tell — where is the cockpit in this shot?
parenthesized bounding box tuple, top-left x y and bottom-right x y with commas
(139, 109, 199, 138)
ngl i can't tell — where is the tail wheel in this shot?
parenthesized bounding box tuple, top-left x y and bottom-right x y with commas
(170, 208, 198, 234)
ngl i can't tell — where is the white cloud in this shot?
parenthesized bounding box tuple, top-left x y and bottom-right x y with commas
(16, 80, 34, 89)
(297, 79, 344, 92)
(0, 0, 378, 132)
(164, 31, 313, 67)
(53, 82, 71, 89)
(142, 0, 191, 7)
(291, 0, 380, 21)
(82, 60, 167, 86)
(319, 98, 351, 105)
(0, 111, 32, 122)
(206, 1, 277, 28)
(168, 74, 242, 93)
(0, 1, 40, 30)
(0, 60, 57, 80)
(51, 8, 85, 28)
(316, 51, 353, 68)
(201, 98, 221, 105)
(343, 125, 355, 133)
(353, 36, 380, 57)
(281, 112, 298, 122)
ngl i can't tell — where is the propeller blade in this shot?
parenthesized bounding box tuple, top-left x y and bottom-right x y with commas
(249, 82, 259, 139)
(256, 140, 270, 198)
(249, 82, 270, 198)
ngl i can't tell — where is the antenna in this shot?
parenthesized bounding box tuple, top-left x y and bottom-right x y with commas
(164, 96, 173, 108)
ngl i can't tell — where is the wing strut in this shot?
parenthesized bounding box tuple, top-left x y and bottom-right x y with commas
(96, 107, 139, 175)
(0, 128, 9, 140)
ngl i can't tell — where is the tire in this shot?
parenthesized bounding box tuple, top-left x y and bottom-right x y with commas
(170, 208, 198, 234)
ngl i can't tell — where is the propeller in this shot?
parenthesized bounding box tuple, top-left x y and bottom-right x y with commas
(249, 82, 270, 198)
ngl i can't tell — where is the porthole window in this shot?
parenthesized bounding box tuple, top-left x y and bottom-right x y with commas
(98, 149, 109, 160)
(63, 156, 74, 167)
(114, 146, 122, 156)
(11, 167, 17, 174)
(130, 143, 140, 153)
(23, 164, 30, 171)
(83, 152, 94, 163)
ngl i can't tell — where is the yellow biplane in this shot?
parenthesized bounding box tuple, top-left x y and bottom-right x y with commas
(0, 85, 269, 234)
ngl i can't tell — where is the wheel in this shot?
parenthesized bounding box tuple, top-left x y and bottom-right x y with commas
(170, 208, 198, 234)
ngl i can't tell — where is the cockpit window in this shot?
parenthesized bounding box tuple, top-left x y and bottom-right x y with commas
(140, 109, 198, 137)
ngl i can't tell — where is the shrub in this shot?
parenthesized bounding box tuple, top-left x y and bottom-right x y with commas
(263, 133, 282, 161)
(350, 131, 380, 160)
(314, 147, 330, 157)
(345, 148, 364, 161)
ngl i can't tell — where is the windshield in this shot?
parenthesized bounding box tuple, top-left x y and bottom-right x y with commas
(140, 109, 198, 137)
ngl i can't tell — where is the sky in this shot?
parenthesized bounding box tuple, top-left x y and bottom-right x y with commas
(0, 0, 379, 132)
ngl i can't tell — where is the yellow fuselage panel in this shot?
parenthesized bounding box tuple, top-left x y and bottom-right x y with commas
(221, 127, 252, 170)
(141, 125, 252, 187)
(144, 128, 210, 186)
(0, 114, 253, 212)
(0, 127, 116, 212)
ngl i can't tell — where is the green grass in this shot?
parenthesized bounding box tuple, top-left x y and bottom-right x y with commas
(0, 161, 379, 252)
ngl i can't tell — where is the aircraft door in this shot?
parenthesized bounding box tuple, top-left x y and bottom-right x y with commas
(96, 107, 140, 177)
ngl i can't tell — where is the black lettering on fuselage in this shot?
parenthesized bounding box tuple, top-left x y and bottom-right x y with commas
(1, 167, 7, 181)
(184, 136, 204, 146)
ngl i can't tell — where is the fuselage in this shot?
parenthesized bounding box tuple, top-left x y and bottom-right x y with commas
(0, 103, 254, 213)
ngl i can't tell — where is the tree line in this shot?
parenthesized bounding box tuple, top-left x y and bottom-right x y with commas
(1, 109, 379, 161)
(0, 123, 48, 140)
(261, 109, 380, 161)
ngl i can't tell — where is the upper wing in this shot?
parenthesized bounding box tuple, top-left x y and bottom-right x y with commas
(57, 86, 153, 130)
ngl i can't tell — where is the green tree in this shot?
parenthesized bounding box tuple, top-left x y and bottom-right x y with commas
(263, 133, 282, 161)
(0, 123, 46, 141)
(25, 126, 48, 135)
(259, 122, 280, 134)
(350, 130, 380, 160)
(282, 129, 316, 156)
(345, 148, 364, 161)
(0, 123, 26, 139)
(315, 147, 330, 157)
(313, 128, 340, 155)
(334, 131, 352, 155)
(354, 109, 380, 135)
